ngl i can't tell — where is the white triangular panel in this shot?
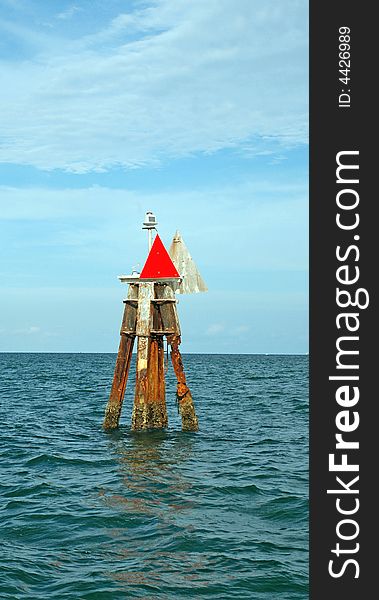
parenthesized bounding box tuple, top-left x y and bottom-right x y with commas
(168, 231, 208, 294)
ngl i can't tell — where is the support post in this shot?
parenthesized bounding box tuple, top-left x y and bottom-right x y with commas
(146, 336, 168, 428)
(103, 284, 138, 430)
(132, 282, 168, 430)
(168, 334, 199, 431)
(157, 336, 166, 414)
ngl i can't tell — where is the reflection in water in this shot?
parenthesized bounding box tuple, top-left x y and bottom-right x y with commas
(108, 430, 195, 500)
(100, 431, 214, 592)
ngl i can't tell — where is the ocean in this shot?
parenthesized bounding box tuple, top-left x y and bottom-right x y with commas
(0, 353, 308, 599)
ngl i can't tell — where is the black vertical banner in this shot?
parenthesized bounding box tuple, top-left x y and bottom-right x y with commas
(310, 1, 376, 598)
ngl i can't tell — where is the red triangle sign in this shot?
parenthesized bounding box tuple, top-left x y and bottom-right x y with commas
(140, 234, 180, 279)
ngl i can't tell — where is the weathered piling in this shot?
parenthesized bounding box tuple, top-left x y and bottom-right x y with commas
(156, 283, 198, 431)
(157, 336, 166, 411)
(103, 284, 138, 430)
(168, 334, 199, 431)
(146, 336, 168, 428)
(132, 282, 166, 430)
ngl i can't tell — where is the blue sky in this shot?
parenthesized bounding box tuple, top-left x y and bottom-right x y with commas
(0, 0, 308, 353)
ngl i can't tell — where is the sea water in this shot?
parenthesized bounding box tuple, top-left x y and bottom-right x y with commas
(0, 353, 308, 599)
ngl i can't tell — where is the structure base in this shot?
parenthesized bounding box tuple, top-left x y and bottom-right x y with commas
(104, 282, 198, 432)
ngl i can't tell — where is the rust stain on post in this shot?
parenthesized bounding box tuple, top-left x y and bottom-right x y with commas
(157, 336, 166, 410)
(131, 282, 168, 430)
(103, 285, 138, 430)
(146, 336, 168, 428)
(156, 283, 180, 336)
(168, 334, 199, 431)
(132, 282, 153, 430)
(103, 335, 134, 429)
(132, 335, 150, 429)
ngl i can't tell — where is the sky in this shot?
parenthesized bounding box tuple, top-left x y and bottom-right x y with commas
(0, 0, 308, 354)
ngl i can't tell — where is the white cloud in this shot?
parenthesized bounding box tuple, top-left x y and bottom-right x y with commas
(206, 323, 251, 338)
(0, 178, 308, 272)
(56, 5, 81, 21)
(0, 0, 308, 172)
(206, 323, 225, 336)
(13, 325, 41, 334)
(233, 325, 250, 334)
(0, 177, 307, 221)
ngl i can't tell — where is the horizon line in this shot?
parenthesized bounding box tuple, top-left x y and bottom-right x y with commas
(0, 351, 309, 356)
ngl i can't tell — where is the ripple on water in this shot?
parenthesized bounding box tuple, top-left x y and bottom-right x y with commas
(0, 353, 308, 599)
